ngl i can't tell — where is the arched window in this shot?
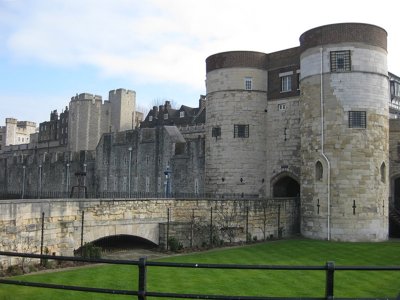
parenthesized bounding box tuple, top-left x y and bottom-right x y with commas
(315, 161, 323, 181)
(380, 162, 386, 183)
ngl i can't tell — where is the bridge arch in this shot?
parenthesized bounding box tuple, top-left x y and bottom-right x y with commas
(271, 171, 300, 198)
(78, 234, 158, 253)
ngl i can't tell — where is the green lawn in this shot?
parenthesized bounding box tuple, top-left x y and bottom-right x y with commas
(0, 239, 399, 300)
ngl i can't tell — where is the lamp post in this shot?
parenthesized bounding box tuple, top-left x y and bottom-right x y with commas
(38, 164, 42, 199)
(21, 165, 26, 199)
(83, 163, 87, 188)
(164, 166, 172, 198)
(128, 147, 132, 198)
(66, 163, 70, 196)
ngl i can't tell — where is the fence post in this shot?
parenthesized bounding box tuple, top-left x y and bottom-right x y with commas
(210, 207, 213, 246)
(40, 212, 45, 266)
(190, 209, 194, 248)
(246, 206, 249, 243)
(166, 208, 170, 251)
(325, 261, 335, 300)
(138, 257, 147, 300)
(80, 211, 85, 252)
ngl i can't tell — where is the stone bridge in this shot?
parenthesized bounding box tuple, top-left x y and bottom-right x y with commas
(0, 197, 299, 267)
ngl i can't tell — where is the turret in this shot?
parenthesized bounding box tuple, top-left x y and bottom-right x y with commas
(299, 23, 389, 241)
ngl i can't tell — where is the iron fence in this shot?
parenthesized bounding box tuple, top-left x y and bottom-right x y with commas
(0, 190, 261, 200)
(0, 251, 399, 300)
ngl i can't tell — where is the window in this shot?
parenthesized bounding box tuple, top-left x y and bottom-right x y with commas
(164, 113, 168, 120)
(180, 111, 185, 118)
(122, 176, 127, 191)
(244, 77, 252, 90)
(234, 124, 249, 138)
(281, 75, 292, 92)
(380, 162, 386, 183)
(330, 50, 351, 72)
(296, 71, 300, 90)
(315, 161, 323, 181)
(194, 179, 199, 195)
(145, 177, 150, 192)
(212, 127, 221, 138)
(149, 116, 153, 122)
(278, 103, 286, 111)
(103, 177, 108, 191)
(348, 111, 366, 128)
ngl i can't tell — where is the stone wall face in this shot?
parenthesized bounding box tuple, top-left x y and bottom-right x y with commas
(300, 26, 389, 241)
(0, 198, 299, 268)
(206, 66, 268, 195)
(265, 97, 301, 197)
(389, 119, 400, 207)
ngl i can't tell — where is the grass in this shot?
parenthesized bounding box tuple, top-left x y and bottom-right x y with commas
(0, 239, 399, 299)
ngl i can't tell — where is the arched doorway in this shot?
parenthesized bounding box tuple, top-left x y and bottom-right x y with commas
(272, 175, 300, 197)
(389, 178, 400, 237)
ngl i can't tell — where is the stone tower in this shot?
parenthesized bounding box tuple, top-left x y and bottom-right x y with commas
(205, 51, 268, 195)
(299, 23, 389, 241)
(68, 93, 110, 152)
(109, 88, 137, 132)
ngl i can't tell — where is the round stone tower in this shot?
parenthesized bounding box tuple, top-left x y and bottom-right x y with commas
(205, 51, 268, 195)
(299, 23, 389, 241)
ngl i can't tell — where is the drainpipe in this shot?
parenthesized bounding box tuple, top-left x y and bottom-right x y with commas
(320, 48, 331, 241)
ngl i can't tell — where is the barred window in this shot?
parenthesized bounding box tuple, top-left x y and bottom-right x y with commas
(212, 127, 221, 138)
(348, 111, 366, 128)
(330, 50, 351, 72)
(234, 124, 249, 138)
(244, 77, 252, 90)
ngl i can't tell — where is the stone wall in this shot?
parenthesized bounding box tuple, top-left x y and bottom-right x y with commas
(0, 197, 299, 269)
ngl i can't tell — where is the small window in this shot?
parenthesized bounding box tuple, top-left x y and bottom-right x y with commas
(278, 103, 286, 111)
(315, 161, 323, 181)
(149, 116, 153, 122)
(180, 111, 185, 118)
(281, 75, 292, 92)
(296, 71, 300, 90)
(234, 124, 249, 138)
(212, 127, 221, 138)
(164, 113, 168, 120)
(348, 111, 366, 128)
(380, 162, 386, 183)
(244, 77, 252, 90)
(330, 50, 351, 72)
(145, 177, 150, 192)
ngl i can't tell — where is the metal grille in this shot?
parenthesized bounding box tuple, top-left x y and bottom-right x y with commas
(234, 124, 249, 138)
(244, 78, 252, 90)
(330, 50, 351, 72)
(348, 111, 366, 128)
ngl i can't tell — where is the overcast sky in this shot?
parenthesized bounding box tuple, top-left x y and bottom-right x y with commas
(0, 0, 399, 125)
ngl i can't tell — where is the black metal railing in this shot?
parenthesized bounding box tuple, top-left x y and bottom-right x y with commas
(0, 190, 262, 200)
(0, 251, 399, 300)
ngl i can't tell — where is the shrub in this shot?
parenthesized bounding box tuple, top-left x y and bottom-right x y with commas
(168, 237, 183, 252)
(81, 243, 102, 259)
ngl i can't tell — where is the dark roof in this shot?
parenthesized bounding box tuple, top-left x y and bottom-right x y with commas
(140, 97, 206, 128)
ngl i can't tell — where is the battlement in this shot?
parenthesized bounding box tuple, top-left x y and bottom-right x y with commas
(17, 121, 36, 128)
(5, 118, 17, 124)
(109, 88, 136, 96)
(71, 93, 102, 102)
